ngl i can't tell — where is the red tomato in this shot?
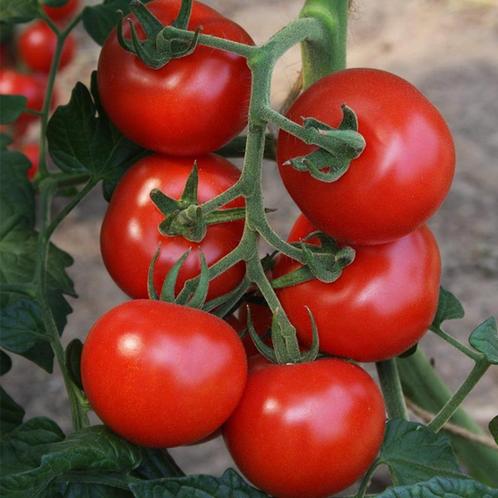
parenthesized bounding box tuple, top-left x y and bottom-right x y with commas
(277, 68, 455, 245)
(0, 69, 47, 136)
(274, 215, 441, 362)
(101, 153, 245, 300)
(20, 143, 40, 179)
(43, 0, 80, 21)
(81, 300, 247, 447)
(224, 358, 385, 498)
(18, 21, 75, 74)
(97, 0, 253, 156)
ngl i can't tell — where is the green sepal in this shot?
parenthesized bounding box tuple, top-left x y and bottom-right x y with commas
(186, 253, 209, 309)
(42, 0, 70, 7)
(299, 307, 320, 362)
(469, 317, 498, 364)
(117, 0, 200, 69)
(172, 0, 192, 29)
(246, 306, 276, 363)
(147, 247, 161, 300)
(207, 277, 250, 317)
(286, 105, 365, 183)
(159, 249, 190, 303)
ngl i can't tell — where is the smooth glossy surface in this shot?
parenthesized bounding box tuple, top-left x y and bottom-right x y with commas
(82, 300, 247, 447)
(101, 153, 245, 300)
(18, 21, 75, 73)
(275, 215, 441, 361)
(224, 358, 385, 498)
(277, 68, 455, 245)
(97, 0, 253, 156)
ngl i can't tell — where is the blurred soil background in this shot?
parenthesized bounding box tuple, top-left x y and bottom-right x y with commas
(3, 0, 498, 480)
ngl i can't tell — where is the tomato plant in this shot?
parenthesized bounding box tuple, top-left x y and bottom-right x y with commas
(100, 153, 246, 300)
(224, 358, 386, 498)
(81, 299, 247, 447)
(20, 142, 40, 179)
(274, 215, 441, 361)
(277, 68, 456, 245)
(43, 0, 80, 22)
(18, 20, 76, 73)
(1, 0, 497, 496)
(97, 0, 254, 156)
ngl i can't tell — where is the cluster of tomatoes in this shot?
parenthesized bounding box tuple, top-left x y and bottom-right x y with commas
(0, 0, 79, 178)
(78, 1, 456, 498)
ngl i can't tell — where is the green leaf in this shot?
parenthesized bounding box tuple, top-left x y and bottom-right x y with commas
(134, 449, 184, 480)
(82, 0, 151, 46)
(0, 95, 27, 124)
(379, 419, 464, 486)
(432, 287, 465, 329)
(469, 317, 498, 364)
(0, 425, 142, 497)
(0, 417, 65, 476)
(377, 476, 498, 497)
(0, 0, 39, 23)
(489, 416, 498, 444)
(0, 148, 36, 229)
(54, 481, 133, 498)
(0, 387, 25, 435)
(129, 468, 268, 497)
(65, 338, 83, 389)
(0, 349, 12, 375)
(47, 79, 146, 193)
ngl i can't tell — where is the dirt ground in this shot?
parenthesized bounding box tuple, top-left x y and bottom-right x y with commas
(3, 0, 498, 479)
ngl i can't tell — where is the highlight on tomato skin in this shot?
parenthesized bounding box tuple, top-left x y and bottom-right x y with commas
(81, 299, 248, 448)
(277, 68, 456, 246)
(18, 21, 76, 74)
(223, 357, 386, 498)
(100, 153, 246, 301)
(97, 0, 254, 156)
(274, 214, 441, 362)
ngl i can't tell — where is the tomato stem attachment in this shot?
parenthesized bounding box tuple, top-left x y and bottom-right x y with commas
(375, 359, 408, 420)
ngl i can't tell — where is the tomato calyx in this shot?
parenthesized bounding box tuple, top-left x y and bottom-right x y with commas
(283, 104, 365, 182)
(150, 163, 247, 243)
(117, 0, 200, 69)
(272, 231, 355, 289)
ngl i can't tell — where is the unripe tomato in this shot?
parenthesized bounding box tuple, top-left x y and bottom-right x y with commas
(97, 0, 253, 156)
(274, 215, 441, 362)
(277, 68, 455, 245)
(18, 21, 76, 73)
(224, 358, 385, 498)
(82, 300, 248, 447)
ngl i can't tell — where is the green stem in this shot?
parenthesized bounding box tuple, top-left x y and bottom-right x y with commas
(38, 13, 82, 177)
(300, 0, 349, 88)
(428, 360, 490, 433)
(431, 326, 483, 362)
(398, 349, 498, 486)
(355, 460, 380, 498)
(376, 360, 408, 420)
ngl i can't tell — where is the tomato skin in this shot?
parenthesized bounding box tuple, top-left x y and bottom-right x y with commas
(277, 68, 455, 245)
(20, 143, 40, 179)
(224, 358, 385, 498)
(274, 215, 441, 362)
(43, 0, 79, 21)
(81, 300, 247, 447)
(18, 21, 75, 74)
(97, 0, 253, 156)
(101, 153, 245, 300)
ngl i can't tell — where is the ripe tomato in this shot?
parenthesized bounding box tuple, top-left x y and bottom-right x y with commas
(18, 21, 75, 74)
(81, 300, 247, 447)
(0, 69, 48, 136)
(97, 0, 253, 156)
(101, 153, 245, 300)
(274, 215, 441, 362)
(277, 68, 455, 245)
(43, 0, 80, 21)
(20, 143, 40, 179)
(224, 358, 385, 498)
